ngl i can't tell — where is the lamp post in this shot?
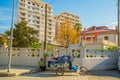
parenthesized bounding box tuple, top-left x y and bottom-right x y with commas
(118, 0, 120, 47)
(43, 3, 47, 70)
(8, 0, 15, 72)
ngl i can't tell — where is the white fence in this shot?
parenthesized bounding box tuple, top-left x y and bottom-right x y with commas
(0, 45, 119, 70)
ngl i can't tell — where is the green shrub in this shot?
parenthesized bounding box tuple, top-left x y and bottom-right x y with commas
(31, 43, 42, 48)
(77, 50, 80, 53)
(90, 55, 93, 57)
(106, 46, 117, 52)
(72, 49, 75, 53)
(77, 54, 80, 58)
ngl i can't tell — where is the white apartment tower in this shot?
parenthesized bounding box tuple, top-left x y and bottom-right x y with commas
(18, 0, 55, 44)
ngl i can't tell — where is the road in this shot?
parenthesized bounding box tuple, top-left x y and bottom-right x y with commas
(0, 70, 120, 80)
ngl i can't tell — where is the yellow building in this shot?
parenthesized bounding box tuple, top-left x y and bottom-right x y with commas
(18, 0, 55, 44)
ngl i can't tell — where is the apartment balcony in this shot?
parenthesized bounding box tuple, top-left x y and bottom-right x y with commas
(19, 5, 26, 9)
(20, 14, 26, 19)
(19, 1, 26, 5)
(83, 39, 116, 46)
(20, 9, 26, 13)
(47, 29, 52, 32)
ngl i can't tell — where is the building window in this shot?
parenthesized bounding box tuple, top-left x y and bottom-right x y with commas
(86, 37, 91, 41)
(28, 20, 31, 22)
(49, 19, 52, 22)
(33, 16, 35, 18)
(48, 32, 52, 35)
(41, 36, 43, 38)
(21, 0, 25, 2)
(49, 24, 52, 26)
(32, 7, 35, 10)
(32, 3, 35, 6)
(27, 6, 30, 9)
(93, 37, 97, 42)
(37, 4, 39, 7)
(104, 36, 108, 40)
(33, 20, 35, 23)
(41, 6, 43, 8)
(42, 22, 44, 25)
(49, 8, 51, 10)
(28, 2, 30, 4)
(28, 15, 31, 17)
(48, 41, 51, 43)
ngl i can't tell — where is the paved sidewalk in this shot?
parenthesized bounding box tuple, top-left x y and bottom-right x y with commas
(0, 66, 120, 80)
(0, 66, 38, 77)
(87, 70, 120, 80)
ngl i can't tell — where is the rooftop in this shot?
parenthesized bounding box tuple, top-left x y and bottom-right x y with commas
(81, 26, 117, 35)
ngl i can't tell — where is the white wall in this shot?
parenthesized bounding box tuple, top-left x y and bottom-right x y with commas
(0, 46, 118, 71)
(82, 58, 118, 70)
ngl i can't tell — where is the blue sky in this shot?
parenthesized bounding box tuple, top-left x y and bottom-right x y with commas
(0, 0, 118, 33)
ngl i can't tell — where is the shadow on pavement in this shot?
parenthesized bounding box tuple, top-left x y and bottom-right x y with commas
(21, 71, 81, 77)
(87, 70, 120, 78)
(21, 71, 57, 77)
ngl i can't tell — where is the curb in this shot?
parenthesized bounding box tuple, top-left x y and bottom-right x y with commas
(0, 68, 41, 77)
(0, 72, 16, 77)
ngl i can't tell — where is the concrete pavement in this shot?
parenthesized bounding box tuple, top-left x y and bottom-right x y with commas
(87, 70, 120, 80)
(0, 66, 38, 77)
(0, 66, 120, 80)
(0, 70, 120, 80)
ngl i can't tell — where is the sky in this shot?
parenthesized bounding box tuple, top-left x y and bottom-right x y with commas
(0, 0, 118, 33)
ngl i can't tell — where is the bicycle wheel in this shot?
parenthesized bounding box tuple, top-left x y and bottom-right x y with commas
(56, 67, 64, 76)
(79, 66, 88, 75)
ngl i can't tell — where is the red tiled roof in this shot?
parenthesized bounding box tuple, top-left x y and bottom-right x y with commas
(81, 29, 117, 35)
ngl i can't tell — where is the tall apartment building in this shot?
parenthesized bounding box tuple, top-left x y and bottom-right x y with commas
(54, 12, 80, 25)
(18, 0, 55, 44)
(54, 12, 81, 44)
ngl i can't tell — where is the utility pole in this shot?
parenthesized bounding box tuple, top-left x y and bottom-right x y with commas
(8, 0, 15, 72)
(43, 3, 47, 69)
(118, 0, 120, 47)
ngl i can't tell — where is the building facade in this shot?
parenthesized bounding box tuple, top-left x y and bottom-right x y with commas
(54, 12, 80, 30)
(54, 12, 81, 44)
(18, 0, 55, 44)
(54, 12, 80, 24)
(80, 26, 118, 49)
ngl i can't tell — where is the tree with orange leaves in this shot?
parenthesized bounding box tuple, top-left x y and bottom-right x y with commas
(56, 20, 81, 54)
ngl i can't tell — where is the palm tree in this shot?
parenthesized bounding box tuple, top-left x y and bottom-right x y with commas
(74, 23, 82, 34)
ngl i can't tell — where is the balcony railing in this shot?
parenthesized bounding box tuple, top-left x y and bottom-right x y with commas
(83, 39, 116, 46)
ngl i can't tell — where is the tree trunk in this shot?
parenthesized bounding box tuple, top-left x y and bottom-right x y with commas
(66, 47, 68, 55)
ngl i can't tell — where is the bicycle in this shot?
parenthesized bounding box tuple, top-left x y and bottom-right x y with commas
(56, 64, 88, 76)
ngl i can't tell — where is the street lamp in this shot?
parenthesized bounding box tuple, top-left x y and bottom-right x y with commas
(118, 0, 120, 47)
(8, 0, 15, 72)
(43, 3, 47, 70)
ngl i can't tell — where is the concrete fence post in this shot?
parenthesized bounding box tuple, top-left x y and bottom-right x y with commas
(80, 46, 86, 59)
(80, 45, 86, 66)
(20, 48, 26, 57)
